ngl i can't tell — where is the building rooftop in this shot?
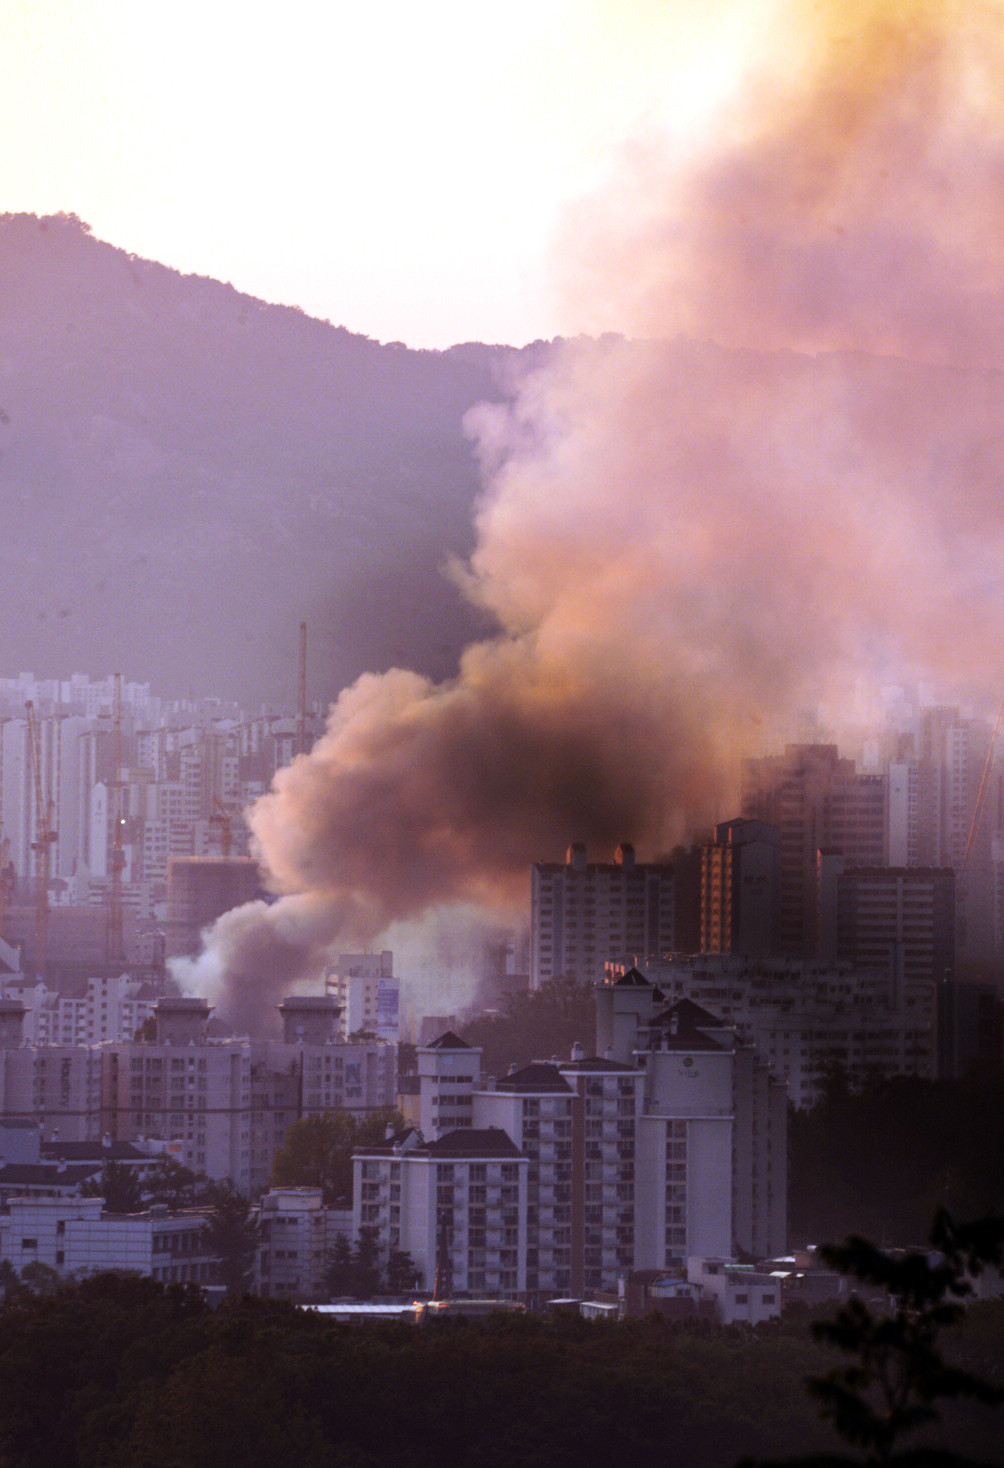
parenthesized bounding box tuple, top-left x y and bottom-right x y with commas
(40, 1141, 152, 1163)
(423, 1128, 523, 1159)
(494, 1062, 572, 1094)
(559, 1056, 640, 1074)
(423, 1031, 471, 1051)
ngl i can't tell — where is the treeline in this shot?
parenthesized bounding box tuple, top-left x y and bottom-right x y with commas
(789, 1070, 1004, 1245)
(458, 977, 596, 1077)
(0, 1274, 1000, 1468)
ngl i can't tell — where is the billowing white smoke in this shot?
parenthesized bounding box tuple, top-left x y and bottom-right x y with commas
(174, 0, 1004, 1032)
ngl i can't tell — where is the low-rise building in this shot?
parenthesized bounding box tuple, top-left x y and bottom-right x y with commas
(0, 1195, 213, 1285)
(686, 1257, 782, 1324)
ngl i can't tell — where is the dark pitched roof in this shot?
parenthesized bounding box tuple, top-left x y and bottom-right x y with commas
(424, 1030, 471, 1050)
(40, 1142, 151, 1163)
(0, 1163, 99, 1185)
(494, 1063, 572, 1094)
(668, 997, 725, 1028)
(648, 999, 727, 1050)
(612, 967, 651, 988)
(424, 1128, 523, 1159)
(559, 1057, 641, 1074)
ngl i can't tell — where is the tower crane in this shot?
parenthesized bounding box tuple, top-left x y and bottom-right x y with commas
(0, 834, 13, 940)
(25, 701, 57, 979)
(297, 620, 307, 757)
(107, 673, 126, 965)
(963, 696, 1004, 868)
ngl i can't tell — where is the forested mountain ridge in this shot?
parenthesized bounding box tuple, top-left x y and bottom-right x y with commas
(0, 212, 547, 704)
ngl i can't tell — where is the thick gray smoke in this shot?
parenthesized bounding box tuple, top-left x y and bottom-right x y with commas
(173, 0, 1004, 1032)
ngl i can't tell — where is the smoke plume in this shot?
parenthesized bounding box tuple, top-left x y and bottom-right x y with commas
(174, 0, 1004, 1031)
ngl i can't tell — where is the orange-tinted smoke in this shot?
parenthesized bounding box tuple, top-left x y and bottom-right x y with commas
(174, 0, 1004, 1030)
(561, 0, 1004, 367)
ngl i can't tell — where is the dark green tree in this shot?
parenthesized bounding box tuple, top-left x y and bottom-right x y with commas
(324, 1235, 354, 1297)
(459, 976, 596, 1077)
(352, 1227, 382, 1299)
(81, 1159, 144, 1213)
(201, 1182, 260, 1296)
(144, 1156, 206, 1209)
(19, 1262, 60, 1296)
(270, 1108, 403, 1203)
(386, 1248, 421, 1294)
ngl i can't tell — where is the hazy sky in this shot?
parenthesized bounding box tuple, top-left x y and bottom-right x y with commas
(3, 0, 772, 348)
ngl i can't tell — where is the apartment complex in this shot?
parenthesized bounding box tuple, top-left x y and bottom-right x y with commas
(610, 955, 934, 1107)
(0, 995, 396, 1191)
(357, 979, 786, 1300)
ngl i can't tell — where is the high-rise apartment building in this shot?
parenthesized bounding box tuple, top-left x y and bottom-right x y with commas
(742, 745, 886, 957)
(699, 818, 781, 958)
(530, 843, 674, 987)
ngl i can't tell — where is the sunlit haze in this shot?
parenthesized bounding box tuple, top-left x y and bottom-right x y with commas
(3, 0, 771, 347)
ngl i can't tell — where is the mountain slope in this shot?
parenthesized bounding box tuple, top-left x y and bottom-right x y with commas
(0, 212, 542, 704)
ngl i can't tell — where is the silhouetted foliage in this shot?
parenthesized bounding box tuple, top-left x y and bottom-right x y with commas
(270, 1108, 403, 1203)
(386, 1248, 421, 1294)
(81, 1159, 144, 1214)
(459, 976, 596, 1077)
(0, 1273, 999, 1468)
(201, 1182, 259, 1296)
(747, 1211, 1004, 1468)
(789, 1073, 1004, 1246)
(324, 1228, 410, 1298)
(144, 1156, 208, 1209)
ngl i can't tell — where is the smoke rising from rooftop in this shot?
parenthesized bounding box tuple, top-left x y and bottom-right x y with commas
(173, 0, 1004, 1030)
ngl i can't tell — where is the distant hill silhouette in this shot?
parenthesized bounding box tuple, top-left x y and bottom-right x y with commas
(0, 212, 548, 705)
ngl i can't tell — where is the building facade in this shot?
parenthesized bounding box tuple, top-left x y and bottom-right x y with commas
(531, 843, 674, 987)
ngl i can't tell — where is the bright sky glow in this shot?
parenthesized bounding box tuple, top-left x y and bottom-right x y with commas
(2, 0, 774, 347)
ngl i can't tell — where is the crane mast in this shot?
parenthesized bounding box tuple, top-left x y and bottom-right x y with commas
(297, 621, 307, 758)
(108, 673, 126, 965)
(25, 701, 57, 979)
(964, 696, 1004, 869)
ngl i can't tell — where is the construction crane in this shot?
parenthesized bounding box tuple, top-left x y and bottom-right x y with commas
(209, 797, 233, 859)
(296, 620, 307, 758)
(107, 673, 126, 965)
(0, 834, 12, 940)
(963, 696, 1004, 868)
(25, 700, 57, 979)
